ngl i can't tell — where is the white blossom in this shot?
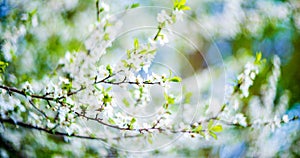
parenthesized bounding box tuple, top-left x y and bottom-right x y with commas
(173, 9, 184, 22)
(233, 113, 247, 127)
(238, 62, 259, 97)
(157, 10, 172, 24)
(282, 115, 289, 123)
(100, 2, 110, 12)
(157, 33, 169, 46)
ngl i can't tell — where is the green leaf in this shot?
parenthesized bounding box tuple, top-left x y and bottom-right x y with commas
(128, 117, 136, 130)
(108, 118, 116, 125)
(90, 133, 96, 138)
(103, 94, 112, 103)
(29, 8, 37, 16)
(122, 98, 130, 107)
(164, 93, 175, 105)
(211, 125, 223, 132)
(106, 86, 112, 92)
(148, 49, 157, 54)
(255, 52, 262, 64)
(94, 85, 101, 91)
(179, 0, 186, 5)
(163, 103, 169, 109)
(169, 76, 182, 82)
(106, 65, 113, 76)
(130, 117, 136, 125)
(147, 135, 153, 144)
(80, 104, 88, 111)
(199, 131, 205, 137)
(99, 8, 104, 13)
(131, 3, 140, 8)
(180, 6, 190, 10)
(208, 120, 214, 129)
(103, 33, 110, 41)
(209, 131, 218, 140)
(0, 61, 9, 73)
(193, 125, 202, 133)
(184, 92, 192, 104)
(134, 38, 139, 49)
(139, 49, 147, 54)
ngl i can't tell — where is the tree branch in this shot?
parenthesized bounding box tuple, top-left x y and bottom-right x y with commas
(0, 117, 106, 141)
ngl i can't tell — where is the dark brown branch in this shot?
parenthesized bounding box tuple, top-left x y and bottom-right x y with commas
(0, 117, 106, 141)
(0, 85, 55, 101)
(28, 98, 48, 118)
(0, 117, 144, 141)
(75, 112, 204, 134)
(153, 27, 162, 41)
(103, 80, 161, 85)
(0, 85, 49, 118)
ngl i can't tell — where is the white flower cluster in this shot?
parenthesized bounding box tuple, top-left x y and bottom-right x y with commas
(0, 91, 26, 120)
(115, 42, 156, 76)
(131, 84, 151, 107)
(1, 25, 27, 61)
(58, 3, 121, 90)
(232, 113, 247, 127)
(173, 9, 184, 22)
(237, 62, 259, 98)
(261, 56, 281, 113)
(157, 10, 173, 25)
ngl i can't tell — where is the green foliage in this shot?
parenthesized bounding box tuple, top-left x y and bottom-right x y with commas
(208, 121, 223, 140)
(102, 87, 113, 106)
(126, 3, 140, 9)
(192, 125, 202, 133)
(173, 0, 191, 10)
(134, 38, 139, 50)
(128, 117, 136, 129)
(211, 125, 223, 132)
(255, 52, 262, 64)
(168, 76, 182, 82)
(184, 92, 192, 104)
(163, 93, 175, 109)
(122, 98, 130, 107)
(61, 82, 73, 92)
(0, 61, 8, 73)
(147, 133, 153, 144)
(106, 64, 113, 76)
(103, 33, 110, 41)
(108, 118, 116, 125)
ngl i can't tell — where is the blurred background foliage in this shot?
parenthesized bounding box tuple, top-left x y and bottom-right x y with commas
(1, 0, 300, 157)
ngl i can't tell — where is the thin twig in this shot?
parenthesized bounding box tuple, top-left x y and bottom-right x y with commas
(96, 0, 100, 22)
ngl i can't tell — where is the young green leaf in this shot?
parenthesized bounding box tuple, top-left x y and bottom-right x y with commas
(131, 3, 139, 8)
(255, 52, 262, 64)
(169, 76, 182, 82)
(184, 92, 192, 104)
(0, 61, 8, 73)
(193, 125, 202, 133)
(180, 6, 190, 10)
(90, 133, 97, 138)
(164, 93, 175, 105)
(130, 117, 136, 124)
(211, 125, 223, 132)
(106, 65, 113, 76)
(134, 38, 139, 49)
(128, 117, 136, 130)
(103, 33, 110, 41)
(178, 0, 186, 5)
(148, 136, 153, 144)
(108, 118, 116, 125)
(209, 131, 218, 140)
(122, 98, 130, 107)
(208, 120, 214, 129)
